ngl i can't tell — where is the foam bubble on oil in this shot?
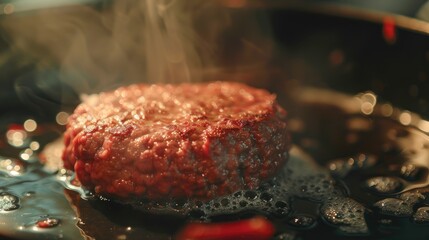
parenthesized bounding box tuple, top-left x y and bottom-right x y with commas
(321, 196, 368, 234)
(374, 191, 425, 217)
(68, 146, 368, 235)
(47, 141, 373, 235)
(120, 146, 329, 220)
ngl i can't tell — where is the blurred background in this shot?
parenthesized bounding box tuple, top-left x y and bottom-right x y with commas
(305, 0, 429, 18)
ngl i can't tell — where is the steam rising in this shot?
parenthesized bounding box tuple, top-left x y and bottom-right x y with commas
(0, 0, 273, 99)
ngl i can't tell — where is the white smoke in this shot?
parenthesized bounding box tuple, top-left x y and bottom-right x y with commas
(0, 0, 273, 95)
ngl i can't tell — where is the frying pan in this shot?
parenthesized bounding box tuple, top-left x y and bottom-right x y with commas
(0, 1, 429, 239)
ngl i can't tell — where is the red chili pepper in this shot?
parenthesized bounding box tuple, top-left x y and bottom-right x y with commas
(176, 217, 275, 240)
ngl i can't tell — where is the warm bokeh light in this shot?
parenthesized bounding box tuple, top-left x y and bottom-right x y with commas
(380, 103, 393, 117)
(30, 141, 40, 151)
(24, 119, 37, 132)
(0, 157, 25, 176)
(6, 129, 27, 147)
(399, 111, 412, 125)
(357, 92, 376, 115)
(20, 148, 34, 161)
(361, 102, 374, 115)
(56, 112, 70, 125)
(3, 4, 14, 15)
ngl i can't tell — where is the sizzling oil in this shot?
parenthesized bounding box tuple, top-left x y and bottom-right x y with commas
(0, 89, 429, 239)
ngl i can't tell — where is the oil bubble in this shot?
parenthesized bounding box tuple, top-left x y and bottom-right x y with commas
(374, 198, 412, 217)
(260, 192, 273, 202)
(374, 191, 425, 217)
(239, 200, 248, 207)
(274, 201, 289, 217)
(244, 190, 258, 201)
(220, 198, 229, 206)
(0, 192, 20, 211)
